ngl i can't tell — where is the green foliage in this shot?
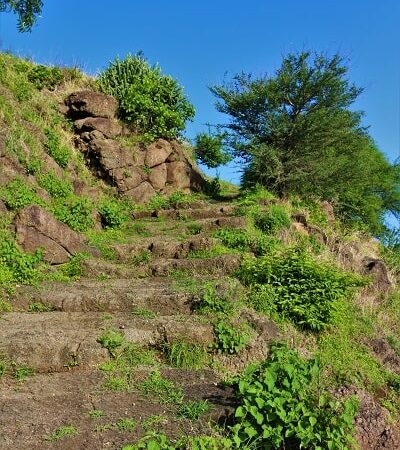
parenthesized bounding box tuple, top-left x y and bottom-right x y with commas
(131, 249, 152, 266)
(28, 302, 55, 312)
(0, 299, 12, 313)
(1, 177, 43, 210)
(122, 433, 176, 450)
(230, 343, 358, 449)
(98, 198, 129, 229)
(88, 409, 104, 418)
(187, 223, 203, 235)
(177, 400, 210, 420)
(147, 190, 198, 211)
(46, 425, 78, 442)
(137, 370, 184, 405)
(28, 64, 63, 90)
(44, 128, 70, 168)
(98, 53, 195, 140)
(13, 366, 34, 382)
(213, 320, 251, 354)
(164, 342, 209, 370)
(0, 0, 42, 32)
(53, 196, 94, 231)
(194, 283, 235, 316)
(239, 249, 367, 331)
(97, 328, 125, 355)
(211, 51, 400, 233)
(132, 306, 157, 319)
(37, 171, 73, 199)
(254, 204, 291, 234)
(194, 132, 231, 169)
(0, 231, 42, 285)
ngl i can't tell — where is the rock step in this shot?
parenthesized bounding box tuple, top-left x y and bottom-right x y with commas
(12, 278, 194, 314)
(111, 235, 219, 262)
(0, 312, 214, 372)
(0, 369, 235, 450)
(81, 254, 241, 279)
(132, 204, 235, 220)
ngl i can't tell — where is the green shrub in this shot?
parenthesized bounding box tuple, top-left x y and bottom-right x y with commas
(194, 132, 231, 169)
(1, 177, 43, 210)
(53, 197, 94, 232)
(164, 342, 209, 370)
(98, 198, 129, 229)
(37, 171, 73, 199)
(0, 232, 42, 285)
(28, 65, 64, 90)
(194, 283, 235, 316)
(213, 320, 251, 354)
(253, 204, 291, 234)
(97, 328, 125, 355)
(238, 250, 367, 331)
(44, 128, 70, 168)
(98, 53, 195, 140)
(230, 343, 358, 449)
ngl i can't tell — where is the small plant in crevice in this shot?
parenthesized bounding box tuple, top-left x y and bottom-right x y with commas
(253, 204, 291, 234)
(37, 171, 73, 199)
(213, 320, 251, 355)
(88, 409, 104, 418)
(131, 250, 152, 266)
(28, 302, 56, 313)
(136, 370, 184, 405)
(132, 306, 157, 319)
(13, 366, 34, 382)
(229, 343, 358, 449)
(193, 283, 235, 316)
(1, 177, 43, 210)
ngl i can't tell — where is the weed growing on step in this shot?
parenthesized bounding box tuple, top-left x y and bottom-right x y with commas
(130, 222, 151, 237)
(97, 328, 125, 356)
(131, 250, 152, 266)
(28, 302, 56, 312)
(0, 177, 43, 210)
(177, 400, 211, 420)
(52, 196, 94, 232)
(186, 223, 203, 235)
(132, 306, 157, 319)
(88, 409, 104, 418)
(37, 171, 73, 199)
(137, 370, 184, 404)
(213, 320, 251, 355)
(163, 342, 209, 370)
(94, 417, 137, 433)
(0, 300, 12, 314)
(99, 198, 130, 229)
(253, 204, 292, 234)
(193, 283, 235, 317)
(46, 425, 78, 442)
(13, 366, 34, 382)
(187, 244, 235, 259)
(142, 414, 168, 432)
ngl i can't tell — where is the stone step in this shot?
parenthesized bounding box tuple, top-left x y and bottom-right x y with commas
(110, 235, 219, 262)
(132, 204, 235, 220)
(11, 278, 194, 314)
(0, 312, 214, 372)
(0, 369, 235, 450)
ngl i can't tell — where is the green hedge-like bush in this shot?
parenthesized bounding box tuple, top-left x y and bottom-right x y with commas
(98, 53, 195, 140)
(239, 249, 367, 330)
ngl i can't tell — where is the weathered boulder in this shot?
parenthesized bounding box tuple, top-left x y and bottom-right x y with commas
(167, 161, 191, 190)
(13, 205, 95, 264)
(320, 200, 335, 224)
(361, 257, 392, 292)
(74, 117, 122, 138)
(145, 139, 173, 167)
(148, 163, 167, 190)
(65, 91, 118, 119)
(126, 181, 156, 203)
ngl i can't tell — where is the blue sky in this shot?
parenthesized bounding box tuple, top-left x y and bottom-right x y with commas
(0, 0, 399, 184)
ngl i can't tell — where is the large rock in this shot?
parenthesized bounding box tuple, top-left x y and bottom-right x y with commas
(14, 206, 95, 264)
(149, 163, 167, 190)
(125, 181, 155, 203)
(65, 91, 118, 119)
(167, 161, 191, 190)
(362, 257, 392, 292)
(74, 117, 122, 138)
(145, 139, 173, 167)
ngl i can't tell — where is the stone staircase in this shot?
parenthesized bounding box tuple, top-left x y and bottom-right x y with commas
(0, 201, 275, 449)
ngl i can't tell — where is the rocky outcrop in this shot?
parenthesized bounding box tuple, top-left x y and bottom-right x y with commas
(13, 205, 97, 264)
(65, 91, 206, 203)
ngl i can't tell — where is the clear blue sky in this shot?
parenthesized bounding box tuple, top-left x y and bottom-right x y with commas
(0, 0, 399, 184)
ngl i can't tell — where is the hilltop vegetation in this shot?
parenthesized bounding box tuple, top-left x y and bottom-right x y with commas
(0, 51, 399, 449)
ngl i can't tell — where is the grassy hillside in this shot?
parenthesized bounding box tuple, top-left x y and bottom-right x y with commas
(0, 53, 399, 449)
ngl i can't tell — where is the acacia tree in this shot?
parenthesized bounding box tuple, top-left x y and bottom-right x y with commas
(211, 52, 400, 233)
(0, 0, 42, 31)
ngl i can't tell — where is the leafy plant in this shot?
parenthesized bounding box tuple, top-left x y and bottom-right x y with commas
(194, 283, 235, 316)
(53, 196, 94, 232)
(239, 249, 367, 331)
(13, 366, 34, 382)
(230, 343, 358, 449)
(253, 204, 291, 234)
(99, 198, 129, 229)
(98, 53, 195, 140)
(131, 250, 152, 266)
(28, 64, 64, 90)
(44, 128, 70, 168)
(132, 306, 157, 319)
(97, 328, 125, 355)
(213, 320, 251, 354)
(37, 171, 72, 199)
(88, 409, 104, 418)
(177, 400, 210, 420)
(28, 302, 55, 312)
(1, 177, 43, 210)
(194, 132, 231, 169)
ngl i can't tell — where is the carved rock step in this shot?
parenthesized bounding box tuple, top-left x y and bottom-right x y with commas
(0, 312, 214, 372)
(0, 369, 235, 450)
(132, 204, 236, 220)
(12, 278, 193, 314)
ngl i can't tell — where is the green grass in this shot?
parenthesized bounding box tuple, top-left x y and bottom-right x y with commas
(163, 342, 209, 370)
(136, 370, 184, 405)
(46, 425, 78, 441)
(88, 409, 104, 418)
(28, 302, 56, 312)
(13, 366, 34, 382)
(132, 306, 157, 319)
(176, 400, 211, 420)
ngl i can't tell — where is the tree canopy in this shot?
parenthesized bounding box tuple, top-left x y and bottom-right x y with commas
(0, 0, 42, 32)
(210, 51, 400, 233)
